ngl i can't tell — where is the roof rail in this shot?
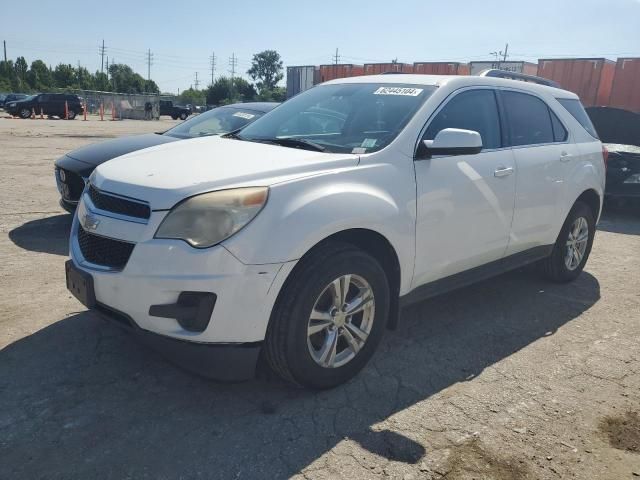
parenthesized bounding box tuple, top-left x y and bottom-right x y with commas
(478, 69, 560, 88)
(380, 71, 406, 75)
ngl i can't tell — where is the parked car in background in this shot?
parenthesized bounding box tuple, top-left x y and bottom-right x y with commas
(5, 93, 84, 119)
(66, 73, 605, 389)
(55, 102, 279, 211)
(587, 106, 640, 202)
(159, 100, 191, 120)
(1, 93, 28, 108)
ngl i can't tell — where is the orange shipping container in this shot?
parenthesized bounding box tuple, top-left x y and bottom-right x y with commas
(608, 58, 640, 113)
(537, 58, 615, 107)
(364, 63, 413, 75)
(318, 64, 364, 82)
(413, 62, 470, 75)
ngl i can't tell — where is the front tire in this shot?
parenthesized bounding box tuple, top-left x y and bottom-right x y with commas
(179, 112, 188, 120)
(19, 108, 31, 119)
(540, 201, 595, 283)
(67, 110, 77, 120)
(265, 242, 390, 389)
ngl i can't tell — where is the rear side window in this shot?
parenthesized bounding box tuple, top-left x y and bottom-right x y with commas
(502, 91, 554, 146)
(557, 98, 599, 139)
(550, 109, 568, 142)
(424, 89, 502, 149)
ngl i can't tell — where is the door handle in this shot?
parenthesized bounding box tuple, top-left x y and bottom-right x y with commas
(494, 166, 514, 178)
(560, 151, 572, 162)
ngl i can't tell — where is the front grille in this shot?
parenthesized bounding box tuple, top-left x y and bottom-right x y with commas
(77, 226, 135, 270)
(88, 185, 151, 220)
(57, 167, 85, 201)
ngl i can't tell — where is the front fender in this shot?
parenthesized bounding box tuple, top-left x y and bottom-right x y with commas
(223, 166, 416, 293)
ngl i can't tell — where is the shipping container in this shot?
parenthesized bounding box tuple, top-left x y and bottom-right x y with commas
(286, 65, 318, 99)
(413, 62, 470, 75)
(318, 64, 364, 82)
(537, 58, 615, 107)
(608, 58, 640, 113)
(469, 61, 538, 76)
(364, 63, 413, 75)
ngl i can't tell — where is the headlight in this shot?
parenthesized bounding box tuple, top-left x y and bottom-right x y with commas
(623, 173, 640, 184)
(155, 187, 268, 248)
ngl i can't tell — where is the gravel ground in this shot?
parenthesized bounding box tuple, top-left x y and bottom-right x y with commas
(1, 117, 639, 480)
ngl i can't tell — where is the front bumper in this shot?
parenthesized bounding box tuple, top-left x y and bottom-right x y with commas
(68, 194, 297, 377)
(93, 301, 261, 381)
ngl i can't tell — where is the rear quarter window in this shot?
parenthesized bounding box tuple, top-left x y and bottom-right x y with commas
(557, 98, 599, 139)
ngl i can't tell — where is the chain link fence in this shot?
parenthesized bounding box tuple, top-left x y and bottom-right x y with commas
(53, 89, 180, 120)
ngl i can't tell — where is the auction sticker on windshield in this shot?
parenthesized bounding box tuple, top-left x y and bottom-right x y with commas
(373, 87, 423, 96)
(233, 112, 256, 119)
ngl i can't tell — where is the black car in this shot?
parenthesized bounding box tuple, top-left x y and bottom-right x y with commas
(1, 93, 28, 108)
(54, 102, 279, 212)
(159, 99, 191, 120)
(587, 107, 640, 202)
(6, 93, 84, 119)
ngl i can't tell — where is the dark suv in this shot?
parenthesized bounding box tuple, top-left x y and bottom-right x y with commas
(5, 93, 84, 119)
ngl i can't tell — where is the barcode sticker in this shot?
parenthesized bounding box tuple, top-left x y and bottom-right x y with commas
(373, 87, 423, 96)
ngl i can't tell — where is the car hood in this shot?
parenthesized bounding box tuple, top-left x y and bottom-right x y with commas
(92, 136, 360, 210)
(66, 133, 179, 167)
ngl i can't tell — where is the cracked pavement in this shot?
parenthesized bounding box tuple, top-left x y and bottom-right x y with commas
(1, 118, 639, 479)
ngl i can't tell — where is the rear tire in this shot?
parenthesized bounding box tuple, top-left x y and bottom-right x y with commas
(67, 110, 76, 120)
(265, 242, 390, 389)
(540, 201, 595, 283)
(171, 115, 178, 120)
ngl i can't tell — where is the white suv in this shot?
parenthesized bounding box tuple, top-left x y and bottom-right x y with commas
(66, 73, 606, 388)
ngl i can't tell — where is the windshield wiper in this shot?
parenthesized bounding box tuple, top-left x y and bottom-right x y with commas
(221, 127, 245, 139)
(259, 137, 326, 152)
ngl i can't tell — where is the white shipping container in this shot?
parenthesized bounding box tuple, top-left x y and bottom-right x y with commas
(469, 61, 538, 76)
(286, 66, 318, 99)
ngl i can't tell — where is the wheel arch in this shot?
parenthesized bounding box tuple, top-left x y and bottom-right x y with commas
(575, 188, 602, 222)
(277, 228, 402, 330)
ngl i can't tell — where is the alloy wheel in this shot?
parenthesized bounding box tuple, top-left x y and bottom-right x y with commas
(307, 274, 375, 368)
(565, 216, 589, 270)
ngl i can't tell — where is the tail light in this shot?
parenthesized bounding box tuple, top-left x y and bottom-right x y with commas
(602, 145, 609, 170)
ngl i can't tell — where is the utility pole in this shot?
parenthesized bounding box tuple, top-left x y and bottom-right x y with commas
(194, 72, 200, 90)
(502, 43, 509, 62)
(146, 49, 153, 81)
(228, 53, 237, 100)
(332, 47, 340, 78)
(99, 39, 106, 74)
(3, 40, 7, 62)
(209, 52, 216, 86)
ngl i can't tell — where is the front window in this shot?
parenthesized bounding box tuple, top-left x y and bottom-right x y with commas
(165, 107, 266, 139)
(238, 83, 436, 153)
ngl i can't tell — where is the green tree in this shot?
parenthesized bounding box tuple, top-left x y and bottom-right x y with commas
(206, 76, 256, 105)
(178, 87, 205, 106)
(53, 64, 77, 88)
(0, 60, 18, 91)
(257, 86, 286, 102)
(76, 66, 94, 90)
(26, 60, 52, 90)
(14, 56, 28, 89)
(94, 71, 110, 91)
(143, 79, 160, 94)
(247, 50, 283, 92)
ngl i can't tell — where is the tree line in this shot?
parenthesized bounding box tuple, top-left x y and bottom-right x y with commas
(0, 49, 286, 106)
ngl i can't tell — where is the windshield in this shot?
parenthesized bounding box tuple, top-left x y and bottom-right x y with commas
(237, 83, 436, 153)
(164, 106, 266, 139)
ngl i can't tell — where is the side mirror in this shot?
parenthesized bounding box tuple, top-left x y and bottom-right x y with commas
(416, 128, 483, 159)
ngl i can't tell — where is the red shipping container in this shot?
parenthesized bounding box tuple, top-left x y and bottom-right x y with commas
(364, 63, 413, 75)
(537, 58, 615, 107)
(413, 62, 470, 75)
(318, 64, 364, 82)
(608, 58, 640, 113)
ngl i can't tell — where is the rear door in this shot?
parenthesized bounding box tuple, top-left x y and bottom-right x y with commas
(413, 88, 517, 286)
(500, 89, 570, 255)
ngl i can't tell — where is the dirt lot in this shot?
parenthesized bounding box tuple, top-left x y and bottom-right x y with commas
(1, 117, 639, 480)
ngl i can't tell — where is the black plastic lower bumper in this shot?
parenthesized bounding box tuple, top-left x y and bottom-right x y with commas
(93, 302, 261, 382)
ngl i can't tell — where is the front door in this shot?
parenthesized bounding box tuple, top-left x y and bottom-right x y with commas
(413, 88, 516, 287)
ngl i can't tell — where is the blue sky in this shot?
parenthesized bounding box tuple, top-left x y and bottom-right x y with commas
(3, 0, 640, 93)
